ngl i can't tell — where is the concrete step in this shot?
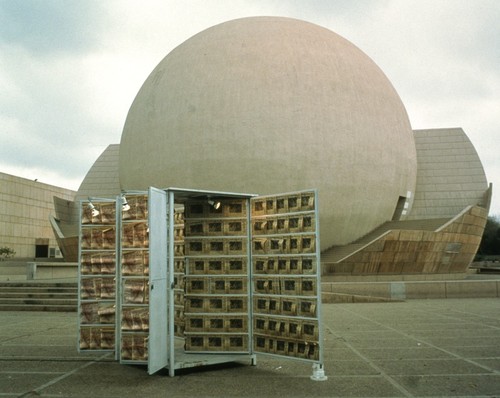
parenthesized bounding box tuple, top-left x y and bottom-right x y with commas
(0, 303, 77, 312)
(0, 281, 77, 288)
(0, 282, 78, 312)
(0, 290, 77, 299)
(0, 297, 78, 305)
(0, 287, 78, 297)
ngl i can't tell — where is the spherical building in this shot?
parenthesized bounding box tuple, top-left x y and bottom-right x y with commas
(49, 16, 489, 279)
(119, 16, 418, 250)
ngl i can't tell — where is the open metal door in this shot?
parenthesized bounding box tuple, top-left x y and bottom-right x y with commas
(147, 187, 169, 374)
(250, 190, 324, 365)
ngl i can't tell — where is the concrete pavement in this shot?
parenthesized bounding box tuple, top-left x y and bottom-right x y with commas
(1, 299, 499, 397)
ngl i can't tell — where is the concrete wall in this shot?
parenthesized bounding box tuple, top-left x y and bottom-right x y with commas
(322, 279, 500, 300)
(0, 172, 75, 258)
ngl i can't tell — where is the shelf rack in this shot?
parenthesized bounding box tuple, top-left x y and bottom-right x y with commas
(78, 197, 118, 356)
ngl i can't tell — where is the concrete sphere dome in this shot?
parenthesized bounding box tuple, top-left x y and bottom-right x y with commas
(119, 16, 417, 249)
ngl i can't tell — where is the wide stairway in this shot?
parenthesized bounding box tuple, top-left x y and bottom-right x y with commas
(0, 281, 78, 312)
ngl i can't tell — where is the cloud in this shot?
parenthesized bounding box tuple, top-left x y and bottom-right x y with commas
(0, 0, 499, 214)
(0, 1, 112, 187)
(0, 44, 109, 177)
(0, 0, 107, 55)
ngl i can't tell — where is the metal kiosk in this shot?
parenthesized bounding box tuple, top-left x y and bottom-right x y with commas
(78, 187, 326, 380)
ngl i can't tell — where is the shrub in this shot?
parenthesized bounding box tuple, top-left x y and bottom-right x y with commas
(0, 247, 15, 261)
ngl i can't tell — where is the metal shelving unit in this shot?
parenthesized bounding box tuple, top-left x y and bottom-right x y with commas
(78, 197, 118, 356)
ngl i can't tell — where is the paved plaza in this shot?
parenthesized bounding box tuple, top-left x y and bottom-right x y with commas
(1, 299, 499, 397)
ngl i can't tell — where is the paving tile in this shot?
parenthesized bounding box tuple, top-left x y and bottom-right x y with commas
(324, 360, 380, 376)
(322, 347, 361, 360)
(0, 360, 87, 372)
(449, 345, 500, 359)
(354, 347, 456, 360)
(422, 336, 500, 347)
(2, 334, 75, 346)
(394, 374, 500, 396)
(0, 345, 82, 359)
(0, 373, 60, 395)
(342, 338, 420, 348)
(373, 358, 492, 375)
(473, 358, 500, 372)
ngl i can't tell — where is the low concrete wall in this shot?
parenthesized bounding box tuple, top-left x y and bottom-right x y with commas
(26, 262, 78, 280)
(325, 273, 469, 282)
(0, 263, 26, 276)
(442, 280, 499, 299)
(322, 279, 500, 300)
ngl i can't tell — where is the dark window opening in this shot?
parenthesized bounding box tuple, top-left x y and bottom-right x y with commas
(35, 245, 49, 258)
(392, 196, 407, 221)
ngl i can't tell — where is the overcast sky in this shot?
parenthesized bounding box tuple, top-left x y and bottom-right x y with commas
(1, 0, 499, 215)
